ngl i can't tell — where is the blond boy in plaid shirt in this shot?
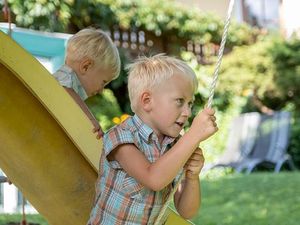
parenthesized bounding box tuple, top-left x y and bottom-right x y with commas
(53, 27, 120, 138)
(88, 54, 218, 225)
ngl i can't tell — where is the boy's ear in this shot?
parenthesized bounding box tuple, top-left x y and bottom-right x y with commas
(79, 58, 93, 75)
(140, 91, 152, 112)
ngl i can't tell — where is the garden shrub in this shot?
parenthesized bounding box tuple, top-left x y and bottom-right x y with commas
(6, 0, 257, 47)
(85, 89, 122, 132)
(191, 37, 300, 167)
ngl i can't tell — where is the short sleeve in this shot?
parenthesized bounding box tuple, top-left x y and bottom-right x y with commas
(53, 69, 72, 88)
(103, 126, 135, 169)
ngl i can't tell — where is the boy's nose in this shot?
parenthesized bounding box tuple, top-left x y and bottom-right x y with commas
(182, 105, 192, 117)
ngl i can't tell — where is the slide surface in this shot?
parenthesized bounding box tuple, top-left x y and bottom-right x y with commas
(0, 31, 192, 225)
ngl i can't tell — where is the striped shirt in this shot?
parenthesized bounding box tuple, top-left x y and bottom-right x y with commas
(88, 114, 183, 225)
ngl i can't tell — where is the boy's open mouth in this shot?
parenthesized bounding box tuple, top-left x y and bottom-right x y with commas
(175, 122, 184, 128)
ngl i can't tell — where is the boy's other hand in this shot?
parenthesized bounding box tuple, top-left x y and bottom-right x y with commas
(184, 147, 204, 180)
(92, 119, 104, 139)
(190, 107, 218, 142)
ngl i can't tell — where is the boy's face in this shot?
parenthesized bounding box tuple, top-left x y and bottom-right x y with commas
(79, 63, 115, 97)
(146, 73, 194, 141)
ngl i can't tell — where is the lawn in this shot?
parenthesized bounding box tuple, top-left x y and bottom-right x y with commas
(1, 172, 299, 225)
(0, 214, 47, 225)
(192, 172, 300, 225)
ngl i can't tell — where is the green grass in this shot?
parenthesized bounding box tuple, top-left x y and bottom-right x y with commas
(191, 172, 300, 225)
(1, 172, 299, 225)
(0, 214, 47, 225)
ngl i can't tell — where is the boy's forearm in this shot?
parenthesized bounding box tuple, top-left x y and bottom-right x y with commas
(175, 178, 201, 219)
(114, 130, 202, 191)
(64, 87, 96, 121)
(150, 119, 215, 189)
(147, 130, 201, 190)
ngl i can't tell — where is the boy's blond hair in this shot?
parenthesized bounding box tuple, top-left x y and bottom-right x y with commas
(66, 28, 120, 78)
(127, 54, 198, 113)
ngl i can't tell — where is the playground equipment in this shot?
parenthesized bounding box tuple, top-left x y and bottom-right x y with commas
(0, 29, 191, 225)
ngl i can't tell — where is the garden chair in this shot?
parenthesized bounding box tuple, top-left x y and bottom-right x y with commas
(235, 111, 296, 173)
(203, 112, 261, 171)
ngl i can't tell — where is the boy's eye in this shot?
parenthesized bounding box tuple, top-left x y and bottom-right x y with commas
(176, 99, 184, 106)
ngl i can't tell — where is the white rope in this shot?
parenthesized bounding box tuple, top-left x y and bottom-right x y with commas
(207, 0, 235, 108)
(154, 0, 235, 224)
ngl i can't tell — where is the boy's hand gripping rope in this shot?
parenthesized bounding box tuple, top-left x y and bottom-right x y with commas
(154, 0, 235, 224)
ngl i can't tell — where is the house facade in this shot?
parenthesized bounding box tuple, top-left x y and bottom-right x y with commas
(176, 0, 300, 38)
(0, 171, 37, 214)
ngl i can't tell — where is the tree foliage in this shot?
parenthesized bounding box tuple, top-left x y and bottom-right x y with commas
(193, 36, 300, 166)
(86, 89, 122, 131)
(270, 37, 300, 108)
(6, 0, 257, 46)
(7, 0, 72, 31)
(211, 36, 300, 112)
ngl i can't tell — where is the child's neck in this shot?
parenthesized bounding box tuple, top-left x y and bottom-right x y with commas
(136, 113, 165, 144)
(65, 58, 80, 77)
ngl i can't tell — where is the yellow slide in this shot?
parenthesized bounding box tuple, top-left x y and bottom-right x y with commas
(0, 31, 193, 225)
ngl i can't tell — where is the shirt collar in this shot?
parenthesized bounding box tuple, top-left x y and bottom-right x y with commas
(60, 64, 72, 72)
(61, 64, 88, 101)
(132, 114, 176, 146)
(132, 114, 153, 142)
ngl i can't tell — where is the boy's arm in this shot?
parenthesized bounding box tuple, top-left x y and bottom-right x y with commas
(174, 178, 200, 219)
(64, 87, 103, 139)
(109, 108, 217, 191)
(110, 135, 198, 191)
(173, 148, 204, 219)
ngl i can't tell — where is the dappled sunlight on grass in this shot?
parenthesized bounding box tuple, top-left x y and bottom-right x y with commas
(201, 167, 234, 180)
(2, 173, 299, 225)
(192, 172, 300, 225)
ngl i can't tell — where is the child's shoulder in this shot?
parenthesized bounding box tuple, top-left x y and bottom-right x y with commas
(104, 116, 136, 138)
(103, 116, 137, 149)
(52, 64, 74, 87)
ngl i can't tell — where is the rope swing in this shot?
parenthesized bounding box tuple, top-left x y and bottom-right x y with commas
(154, 0, 236, 224)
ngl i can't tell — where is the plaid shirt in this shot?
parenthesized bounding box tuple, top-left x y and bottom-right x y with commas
(53, 64, 88, 100)
(88, 115, 183, 225)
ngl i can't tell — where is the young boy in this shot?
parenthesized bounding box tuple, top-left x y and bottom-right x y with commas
(53, 27, 120, 138)
(88, 54, 218, 225)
